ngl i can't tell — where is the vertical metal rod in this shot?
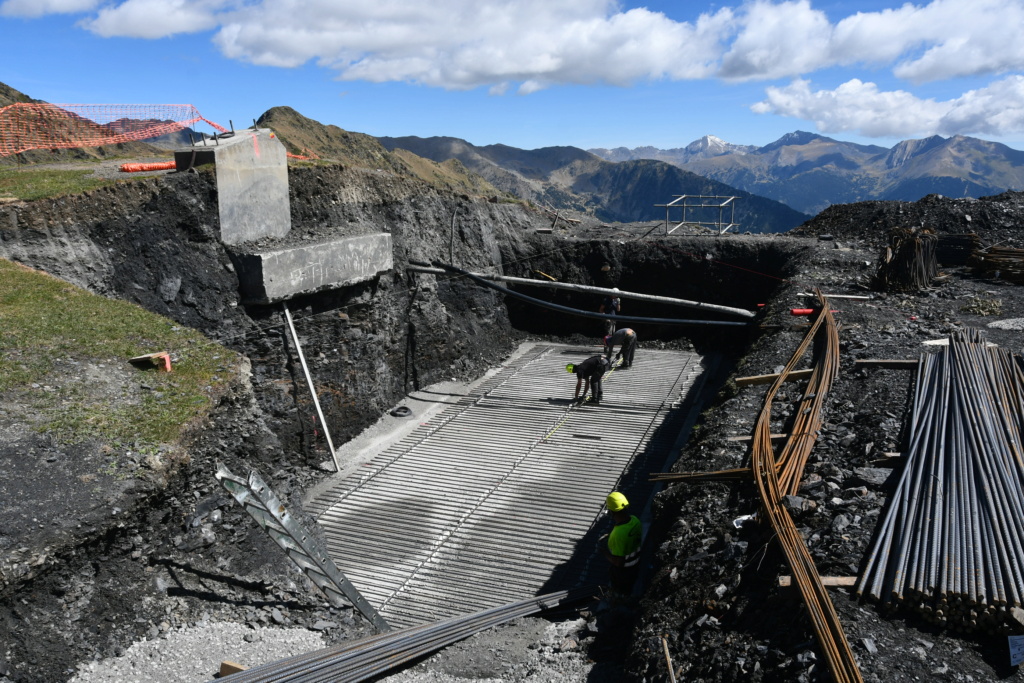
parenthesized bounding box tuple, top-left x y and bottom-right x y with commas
(283, 301, 341, 472)
(230, 119, 235, 134)
(449, 206, 460, 265)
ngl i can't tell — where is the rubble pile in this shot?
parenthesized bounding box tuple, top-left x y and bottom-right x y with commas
(629, 193, 1024, 682)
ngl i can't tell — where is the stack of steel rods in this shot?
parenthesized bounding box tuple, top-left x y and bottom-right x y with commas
(209, 587, 595, 683)
(856, 329, 1024, 633)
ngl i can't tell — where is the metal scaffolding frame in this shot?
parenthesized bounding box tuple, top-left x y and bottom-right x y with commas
(656, 195, 739, 236)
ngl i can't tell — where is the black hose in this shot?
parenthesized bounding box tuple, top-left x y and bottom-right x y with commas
(432, 261, 751, 328)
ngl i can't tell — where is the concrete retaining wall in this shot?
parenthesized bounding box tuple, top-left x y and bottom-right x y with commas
(235, 233, 394, 303)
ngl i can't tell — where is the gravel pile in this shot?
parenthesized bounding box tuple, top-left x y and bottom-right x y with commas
(69, 623, 324, 683)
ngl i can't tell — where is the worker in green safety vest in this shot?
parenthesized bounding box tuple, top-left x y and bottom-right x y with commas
(601, 491, 642, 597)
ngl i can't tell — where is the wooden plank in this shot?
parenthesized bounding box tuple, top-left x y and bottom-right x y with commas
(725, 434, 788, 442)
(854, 359, 919, 369)
(800, 292, 872, 300)
(220, 661, 249, 676)
(778, 576, 856, 588)
(735, 369, 813, 386)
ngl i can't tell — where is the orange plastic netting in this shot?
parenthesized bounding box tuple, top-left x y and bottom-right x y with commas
(0, 103, 227, 157)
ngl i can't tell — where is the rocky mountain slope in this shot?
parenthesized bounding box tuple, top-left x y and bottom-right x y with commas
(591, 131, 1024, 216)
(590, 134, 758, 164)
(377, 134, 809, 232)
(256, 106, 507, 199)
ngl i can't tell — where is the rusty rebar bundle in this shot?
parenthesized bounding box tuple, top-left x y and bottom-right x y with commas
(653, 293, 863, 683)
(872, 227, 938, 292)
(970, 245, 1024, 283)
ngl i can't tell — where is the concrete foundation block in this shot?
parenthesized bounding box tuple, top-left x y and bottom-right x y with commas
(174, 129, 290, 245)
(235, 233, 394, 304)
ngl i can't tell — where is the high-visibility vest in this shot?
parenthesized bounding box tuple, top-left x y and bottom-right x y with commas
(608, 515, 642, 567)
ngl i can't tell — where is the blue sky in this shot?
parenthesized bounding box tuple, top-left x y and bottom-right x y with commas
(3, 0, 1024, 152)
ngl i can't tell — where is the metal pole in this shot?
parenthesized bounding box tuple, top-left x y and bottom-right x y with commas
(449, 206, 460, 265)
(283, 301, 341, 472)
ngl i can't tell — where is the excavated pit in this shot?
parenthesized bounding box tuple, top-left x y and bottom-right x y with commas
(0, 164, 811, 682)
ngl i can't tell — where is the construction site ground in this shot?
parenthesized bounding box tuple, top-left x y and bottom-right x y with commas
(5, 159, 1024, 683)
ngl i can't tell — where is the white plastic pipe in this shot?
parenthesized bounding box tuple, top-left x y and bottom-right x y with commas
(407, 265, 756, 318)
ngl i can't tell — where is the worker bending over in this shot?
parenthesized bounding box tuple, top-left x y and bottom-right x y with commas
(601, 491, 642, 597)
(603, 328, 637, 368)
(566, 355, 609, 404)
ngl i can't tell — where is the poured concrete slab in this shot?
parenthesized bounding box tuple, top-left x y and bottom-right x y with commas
(306, 342, 708, 628)
(174, 129, 290, 245)
(234, 233, 394, 303)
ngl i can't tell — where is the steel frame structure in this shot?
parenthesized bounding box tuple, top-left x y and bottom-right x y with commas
(656, 195, 739, 236)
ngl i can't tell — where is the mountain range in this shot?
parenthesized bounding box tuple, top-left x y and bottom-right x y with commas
(590, 132, 1024, 215)
(14, 73, 1021, 232)
(376, 135, 808, 232)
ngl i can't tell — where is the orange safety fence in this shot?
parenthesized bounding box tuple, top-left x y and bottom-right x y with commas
(286, 147, 321, 160)
(0, 103, 227, 157)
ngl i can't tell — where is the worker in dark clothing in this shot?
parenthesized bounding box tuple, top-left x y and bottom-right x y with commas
(566, 355, 609, 404)
(601, 491, 642, 597)
(603, 327, 637, 368)
(598, 288, 621, 336)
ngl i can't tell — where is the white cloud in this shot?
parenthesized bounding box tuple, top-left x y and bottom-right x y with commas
(719, 0, 832, 80)
(718, 0, 1024, 82)
(831, 0, 1024, 83)
(208, 1, 735, 90)
(753, 76, 1024, 137)
(0, 0, 98, 18)
(81, 0, 226, 39)
(13, 0, 1024, 88)
(7, 0, 1024, 143)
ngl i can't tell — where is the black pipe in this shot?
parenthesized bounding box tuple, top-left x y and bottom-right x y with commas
(432, 261, 751, 328)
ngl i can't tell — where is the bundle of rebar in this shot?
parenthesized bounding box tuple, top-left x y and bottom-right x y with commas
(970, 245, 1024, 283)
(872, 227, 938, 292)
(206, 587, 594, 683)
(652, 293, 863, 683)
(856, 329, 1024, 633)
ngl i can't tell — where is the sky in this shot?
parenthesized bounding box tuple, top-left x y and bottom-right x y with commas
(2, 0, 1024, 152)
